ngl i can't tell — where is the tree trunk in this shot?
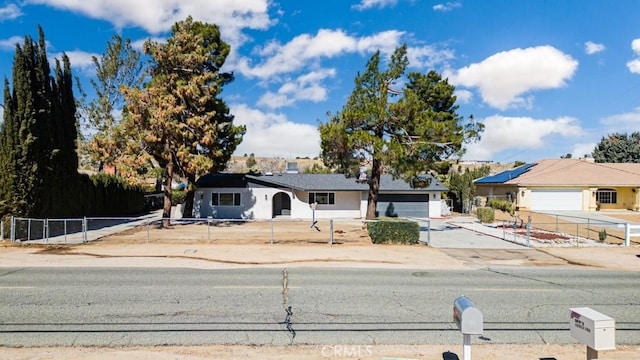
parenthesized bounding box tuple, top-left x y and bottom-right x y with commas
(163, 155, 173, 228)
(182, 174, 196, 219)
(365, 158, 382, 219)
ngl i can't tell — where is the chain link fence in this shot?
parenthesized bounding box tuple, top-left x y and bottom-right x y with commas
(6, 215, 370, 246)
(499, 214, 633, 247)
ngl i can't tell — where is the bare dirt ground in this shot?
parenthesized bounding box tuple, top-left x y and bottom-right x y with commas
(2, 343, 639, 360)
(94, 218, 371, 245)
(2, 216, 639, 359)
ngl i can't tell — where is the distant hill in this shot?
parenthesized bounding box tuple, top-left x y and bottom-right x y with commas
(226, 156, 324, 173)
(226, 156, 519, 176)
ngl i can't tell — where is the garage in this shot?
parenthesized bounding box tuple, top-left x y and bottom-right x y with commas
(377, 194, 429, 218)
(531, 189, 583, 211)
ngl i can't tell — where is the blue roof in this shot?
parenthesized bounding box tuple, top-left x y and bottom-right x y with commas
(474, 163, 536, 184)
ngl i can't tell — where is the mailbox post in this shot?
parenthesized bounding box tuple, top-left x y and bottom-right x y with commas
(569, 307, 615, 360)
(453, 296, 483, 360)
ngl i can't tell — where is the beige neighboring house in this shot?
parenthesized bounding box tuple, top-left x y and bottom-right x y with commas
(474, 158, 640, 212)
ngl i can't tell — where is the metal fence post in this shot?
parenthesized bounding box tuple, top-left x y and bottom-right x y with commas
(44, 218, 48, 244)
(576, 223, 579, 247)
(83, 216, 87, 243)
(27, 218, 31, 241)
(427, 218, 431, 246)
(525, 222, 530, 247)
(10, 216, 15, 242)
(625, 222, 630, 247)
(1, 219, 3, 240)
(329, 219, 333, 245)
(64, 219, 67, 243)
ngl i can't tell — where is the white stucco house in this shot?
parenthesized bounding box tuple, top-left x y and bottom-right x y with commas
(193, 172, 447, 220)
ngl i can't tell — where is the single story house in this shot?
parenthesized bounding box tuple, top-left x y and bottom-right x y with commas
(193, 171, 447, 220)
(474, 158, 640, 212)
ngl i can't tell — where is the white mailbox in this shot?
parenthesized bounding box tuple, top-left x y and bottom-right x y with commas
(453, 296, 483, 335)
(569, 307, 615, 351)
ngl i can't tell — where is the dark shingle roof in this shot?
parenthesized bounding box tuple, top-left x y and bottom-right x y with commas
(196, 173, 447, 192)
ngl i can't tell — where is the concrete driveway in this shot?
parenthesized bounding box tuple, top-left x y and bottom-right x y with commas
(416, 217, 528, 249)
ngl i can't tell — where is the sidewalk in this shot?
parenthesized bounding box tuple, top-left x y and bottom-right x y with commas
(1, 216, 639, 360)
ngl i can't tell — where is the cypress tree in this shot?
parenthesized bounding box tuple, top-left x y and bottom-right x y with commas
(0, 27, 80, 217)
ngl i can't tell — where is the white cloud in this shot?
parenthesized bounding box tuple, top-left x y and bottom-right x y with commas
(627, 59, 640, 74)
(230, 104, 320, 158)
(572, 142, 596, 158)
(632, 39, 640, 54)
(450, 46, 578, 110)
(51, 50, 98, 72)
(601, 107, 640, 129)
(0, 4, 22, 21)
(258, 69, 336, 109)
(585, 41, 605, 55)
(627, 39, 640, 74)
(433, 2, 462, 12)
(352, 0, 398, 11)
(24, 0, 273, 48)
(407, 45, 455, 68)
(454, 89, 473, 104)
(237, 29, 407, 78)
(463, 115, 583, 160)
(0, 35, 22, 50)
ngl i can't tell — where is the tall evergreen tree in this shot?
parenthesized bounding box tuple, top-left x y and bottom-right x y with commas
(123, 16, 245, 225)
(319, 45, 482, 219)
(592, 132, 640, 163)
(0, 26, 80, 217)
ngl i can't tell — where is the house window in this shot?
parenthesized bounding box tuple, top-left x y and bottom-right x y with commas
(212, 192, 241, 206)
(309, 192, 335, 205)
(596, 189, 617, 204)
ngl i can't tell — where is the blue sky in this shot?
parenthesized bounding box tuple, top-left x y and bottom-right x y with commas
(1, 0, 640, 164)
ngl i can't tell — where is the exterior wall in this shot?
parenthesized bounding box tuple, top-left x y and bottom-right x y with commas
(290, 190, 362, 219)
(194, 187, 276, 219)
(429, 192, 442, 218)
(475, 184, 519, 200)
(196, 186, 440, 219)
(596, 187, 639, 211)
(513, 186, 640, 212)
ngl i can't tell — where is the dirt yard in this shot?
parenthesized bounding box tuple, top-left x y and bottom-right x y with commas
(94, 219, 371, 245)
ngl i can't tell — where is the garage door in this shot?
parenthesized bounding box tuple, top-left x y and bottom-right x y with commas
(531, 190, 582, 211)
(377, 194, 429, 218)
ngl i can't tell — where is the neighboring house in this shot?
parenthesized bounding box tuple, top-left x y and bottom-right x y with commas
(193, 170, 447, 220)
(474, 158, 640, 212)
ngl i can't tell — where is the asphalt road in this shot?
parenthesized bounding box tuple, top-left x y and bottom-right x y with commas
(0, 267, 638, 347)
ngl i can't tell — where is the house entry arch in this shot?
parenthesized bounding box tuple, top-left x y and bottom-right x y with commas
(272, 192, 292, 217)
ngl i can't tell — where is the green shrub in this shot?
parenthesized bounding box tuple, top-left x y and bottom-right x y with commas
(476, 207, 495, 223)
(171, 189, 187, 205)
(487, 198, 514, 215)
(367, 219, 420, 245)
(598, 229, 607, 242)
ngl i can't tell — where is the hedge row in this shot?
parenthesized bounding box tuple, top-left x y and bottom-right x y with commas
(75, 173, 145, 216)
(367, 219, 420, 245)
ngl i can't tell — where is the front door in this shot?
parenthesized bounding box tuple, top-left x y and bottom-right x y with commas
(272, 192, 292, 217)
